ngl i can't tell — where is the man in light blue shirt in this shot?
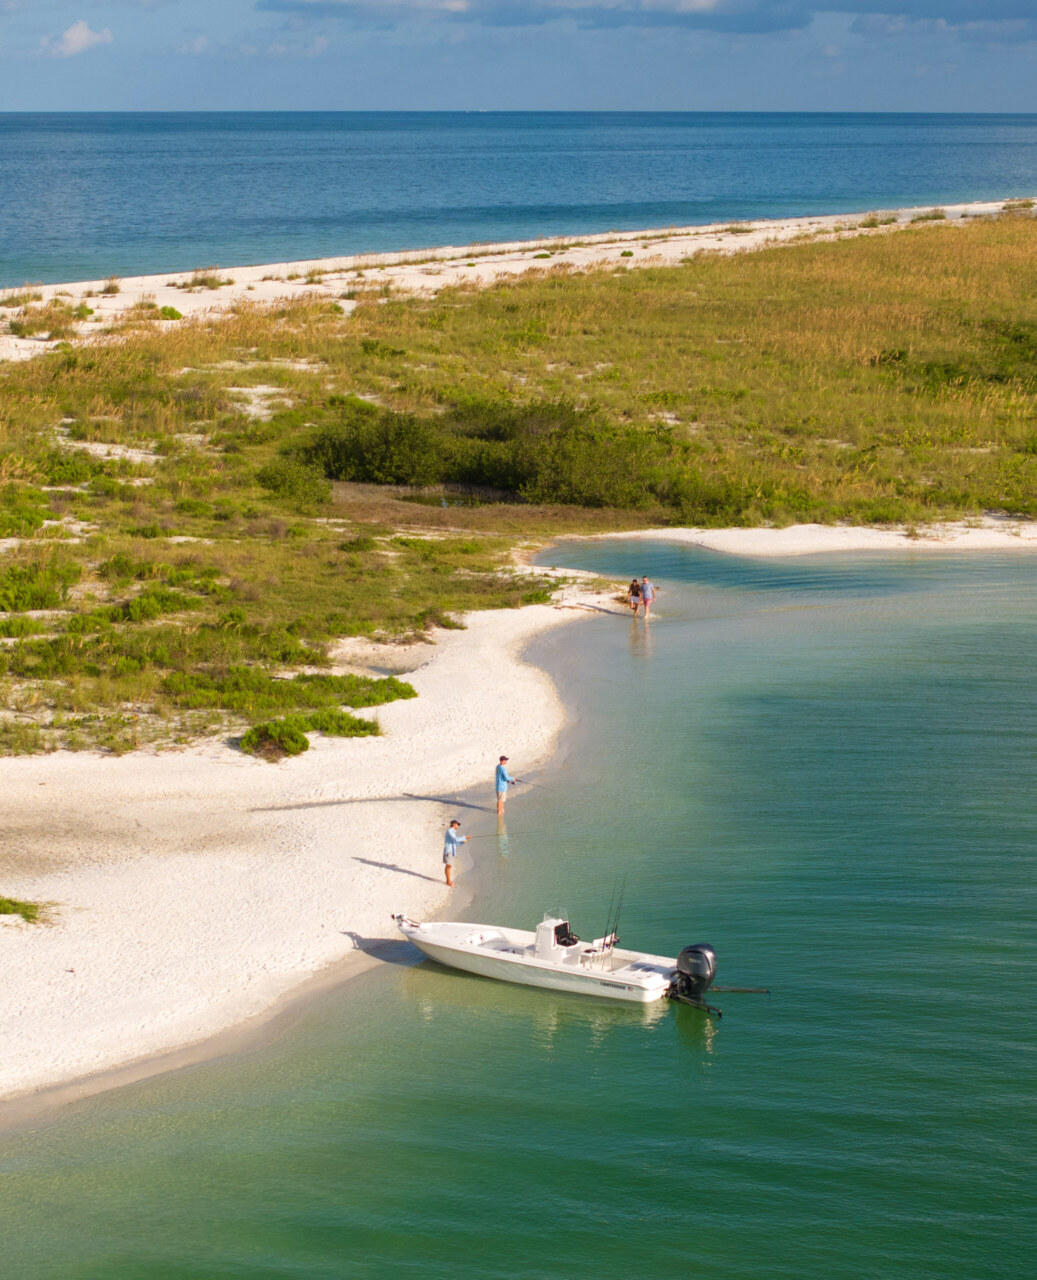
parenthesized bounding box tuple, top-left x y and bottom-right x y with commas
(443, 820, 468, 887)
(639, 576, 656, 618)
(496, 755, 515, 817)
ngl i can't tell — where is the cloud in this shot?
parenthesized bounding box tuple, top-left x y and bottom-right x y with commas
(42, 20, 114, 57)
(851, 12, 1037, 44)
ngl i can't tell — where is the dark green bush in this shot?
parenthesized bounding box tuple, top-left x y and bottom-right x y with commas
(240, 719, 310, 759)
(256, 457, 331, 506)
(306, 399, 443, 487)
(303, 397, 664, 507)
(240, 709, 381, 760)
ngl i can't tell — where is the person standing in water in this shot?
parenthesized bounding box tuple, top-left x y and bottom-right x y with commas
(496, 755, 516, 817)
(639, 575, 656, 618)
(443, 820, 468, 887)
(627, 578, 641, 614)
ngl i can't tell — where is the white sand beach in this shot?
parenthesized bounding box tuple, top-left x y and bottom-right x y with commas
(0, 577, 618, 1108)
(0, 198, 1026, 365)
(590, 517, 1037, 557)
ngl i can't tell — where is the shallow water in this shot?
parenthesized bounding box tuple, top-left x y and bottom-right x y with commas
(1, 543, 1035, 1279)
(3, 112, 1037, 285)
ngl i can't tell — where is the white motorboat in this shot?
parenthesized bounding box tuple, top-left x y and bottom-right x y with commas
(392, 912, 720, 1009)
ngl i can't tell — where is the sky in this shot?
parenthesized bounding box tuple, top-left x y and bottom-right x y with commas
(0, 1, 1035, 112)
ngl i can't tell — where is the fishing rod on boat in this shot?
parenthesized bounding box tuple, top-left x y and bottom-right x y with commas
(595, 880, 618, 969)
(595, 875, 626, 968)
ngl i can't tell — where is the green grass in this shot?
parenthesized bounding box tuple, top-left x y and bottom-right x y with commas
(0, 896, 45, 923)
(1, 290, 44, 309)
(2, 212, 1037, 753)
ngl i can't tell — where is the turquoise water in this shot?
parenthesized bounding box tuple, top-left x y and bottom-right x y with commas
(3, 112, 1037, 285)
(1, 543, 1035, 1278)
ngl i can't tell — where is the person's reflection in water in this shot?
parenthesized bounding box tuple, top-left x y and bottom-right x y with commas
(628, 613, 655, 660)
(496, 816, 511, 860)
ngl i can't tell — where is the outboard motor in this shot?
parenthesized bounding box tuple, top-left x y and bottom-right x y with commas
(668, 944, 718, 1011)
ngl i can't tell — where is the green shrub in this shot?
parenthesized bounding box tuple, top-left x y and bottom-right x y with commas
(240, 719, 310, 759)
(41, 450, 98, 485)
(256, 457, 331, 506)
(301, 708, 381, 737)
(0, 486, 45, 536)
(305, 399, 442, 487)
(160, 306, 183, 321)
(239, 709, 381, 760)
(0, 558, 82, 612)
(161, 667, 415, 714)
(0, 616, 46, 638)
(358, 337, 401, 358)
(303, 396, 661, 506)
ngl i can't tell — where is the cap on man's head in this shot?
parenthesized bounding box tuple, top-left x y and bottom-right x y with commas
(450, 819, 461, 826)
(500, 755, 509, 761)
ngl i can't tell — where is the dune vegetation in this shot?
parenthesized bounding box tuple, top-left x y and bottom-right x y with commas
(1, 209, 1036, 755)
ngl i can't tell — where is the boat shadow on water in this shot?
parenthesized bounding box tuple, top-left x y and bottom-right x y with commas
(392, 956, 709, 1041)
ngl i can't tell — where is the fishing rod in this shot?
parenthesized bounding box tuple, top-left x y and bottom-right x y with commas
(597, 880, 618, 970)
(464, 830, 541, 840)
(597, 875, 626, 969)
(515, 777, 553, 791)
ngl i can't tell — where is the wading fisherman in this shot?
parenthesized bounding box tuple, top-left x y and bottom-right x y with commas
(496, 755, 516, 817)
(639, 575, 656, 618)
(443, 820, 468, 888)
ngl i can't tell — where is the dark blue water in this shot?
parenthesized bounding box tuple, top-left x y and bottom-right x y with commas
(2, 112, 1037, 286)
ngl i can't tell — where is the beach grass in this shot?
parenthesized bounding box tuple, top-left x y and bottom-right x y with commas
(2, 211, 1037, 752)
(0, 895, 46, 923)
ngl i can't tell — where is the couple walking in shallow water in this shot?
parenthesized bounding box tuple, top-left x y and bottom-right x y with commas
(627, 575, 656, 618)
(442, 755, 517, 886)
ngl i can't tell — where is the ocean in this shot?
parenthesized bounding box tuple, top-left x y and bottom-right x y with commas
(2, 111, 1037, 286)
(1, 542, 1034, 1279)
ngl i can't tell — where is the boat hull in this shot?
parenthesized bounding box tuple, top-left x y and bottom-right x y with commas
(408, 936, 669, 1004)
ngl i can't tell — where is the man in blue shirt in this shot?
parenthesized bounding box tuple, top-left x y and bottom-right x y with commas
(443, 820, 468, 887)
(639, 575, 656, 618)
(496, 755, 515, 817)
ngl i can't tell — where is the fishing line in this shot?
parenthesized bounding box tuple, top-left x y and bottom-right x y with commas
(464, 830, 541, 839)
